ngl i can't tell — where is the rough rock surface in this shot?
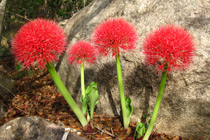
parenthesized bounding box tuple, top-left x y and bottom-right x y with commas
(58, 0, 210, 139)
(0, 65, 14, 119)
(0, 116, 86, 140)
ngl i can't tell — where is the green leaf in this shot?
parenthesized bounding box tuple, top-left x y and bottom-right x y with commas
(125, 97, 133, 118)
(125, 97, 133, 127)
(86, 111, 90, 122)
(86, 82, 99, 118)
(80, 95, 88, 115)
(15, 63, 22, 71)
(134, 122, 145, 139)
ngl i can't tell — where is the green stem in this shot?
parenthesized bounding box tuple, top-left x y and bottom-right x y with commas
(46, 63, 88, 127)
(143, 71, 167, 140)
(81, 62, 87, 115)
(116, 55, 128, 129)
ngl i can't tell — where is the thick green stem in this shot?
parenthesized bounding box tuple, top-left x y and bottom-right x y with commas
(143, 71, 167, 140)
(116, 55, 129, 129)
(46, 63, 88, 127)
(81, 62, 87, 115)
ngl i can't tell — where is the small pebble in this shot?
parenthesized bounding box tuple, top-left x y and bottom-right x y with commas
(72, 128, 77, 132)
(65, 128, 71, 131)
(6, 126, 11, 130)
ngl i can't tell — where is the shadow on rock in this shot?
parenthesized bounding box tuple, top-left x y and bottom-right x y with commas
(73, 68, 95, 100)
(95, 61, 119, 116)
(125, 63, 161, 123)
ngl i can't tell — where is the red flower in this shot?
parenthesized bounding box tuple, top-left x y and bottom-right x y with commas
(91, 18, 138, 56)
(11, 18, 67, 69)
(143, 25, 195, 73)
(67, 41, 97, 65)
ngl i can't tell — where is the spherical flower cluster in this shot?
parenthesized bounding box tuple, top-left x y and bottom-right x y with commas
(143, 25, 195, 73)
(67, 41, 97, 65)
(11, 18, 67, 69)
(91, 18, 138, 56)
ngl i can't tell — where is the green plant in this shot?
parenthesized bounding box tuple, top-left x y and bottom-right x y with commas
(92, 18, 138, 129)
(133, 122, 145, 140)
(67, 41, 98, 117)
(0, 47, 10, 57)
(47, 63, 88, 126)
(11, 19, 88, 127)
(142, 25, 195, 140)
(86, 81, 99, 119)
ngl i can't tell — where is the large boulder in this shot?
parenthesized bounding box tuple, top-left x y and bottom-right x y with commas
(0, 116, 86, 140)
(58, 0, 210, 139)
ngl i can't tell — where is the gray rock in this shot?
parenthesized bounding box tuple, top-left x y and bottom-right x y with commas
(0, 66, 14, 98)
(58, 0, 210, 139)
(0, 65, 14, 119)
(0, 116, 87, 140)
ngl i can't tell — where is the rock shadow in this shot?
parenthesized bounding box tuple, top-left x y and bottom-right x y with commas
(72, 61, 119, 116)
(72, 68, 95, 100)
(185, 14, 210, 29)
(95, 61, 120, 116)
(179, 100, 210, 139)
(164, 91, 186, 124)
(125, 63, 160, 123)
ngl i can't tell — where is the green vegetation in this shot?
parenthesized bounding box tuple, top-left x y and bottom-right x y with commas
(1, 0, 93, 58)
(6, 0, 93, 22)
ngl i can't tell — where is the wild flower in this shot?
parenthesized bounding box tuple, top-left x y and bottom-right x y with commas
(12, 18, 67, 69)
(142, 25, 195, 140)
(68, 41, 97, 65)
(92, 18, 138, 56)
(143, 25, 195, 73)
(11, 18, 88, 127)
(92, 18, 138, 129)
(68, 40, 98, 117)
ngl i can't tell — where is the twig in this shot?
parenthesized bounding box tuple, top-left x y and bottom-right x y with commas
(14, 106, 29, 115)
(94, 125, 120, 140)
(82, 131, 97, 135)
(6, 11, 31, 21)
(93, 114, 119, 118)
(110, 127, 114, 136)
(0, 83, 16, 97)
(5, 104, 29, 116)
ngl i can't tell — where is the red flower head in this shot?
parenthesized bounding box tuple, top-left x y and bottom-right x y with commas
(143, 25, 195, 73)
(67, 41, 97, 65)
(11, 18, 67, 69)
(91, 18, 138, 56)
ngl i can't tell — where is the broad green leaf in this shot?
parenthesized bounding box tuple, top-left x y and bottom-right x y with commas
(125, 97, 133, 117)
(86, 82, 99, 118)
(134, 122, 145, 139)
(125, 97, 133, 126)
